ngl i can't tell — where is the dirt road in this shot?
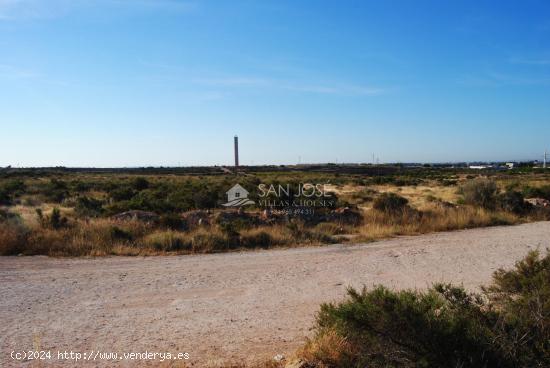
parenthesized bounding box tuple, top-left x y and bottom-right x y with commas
(1, 222, 549, 367)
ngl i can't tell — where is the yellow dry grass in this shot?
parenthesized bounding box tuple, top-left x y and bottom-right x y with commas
(354, 206, 519, 243)
(297, 328, 354, 367)
(372, 184, 459, 209)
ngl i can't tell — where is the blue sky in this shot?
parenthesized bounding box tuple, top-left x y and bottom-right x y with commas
(1, 0, 549, 167)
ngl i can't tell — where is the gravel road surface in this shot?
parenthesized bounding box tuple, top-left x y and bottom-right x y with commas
(1, 222, 549, 367)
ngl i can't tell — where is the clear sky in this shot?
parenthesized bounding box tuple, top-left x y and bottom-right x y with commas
(1, 0, 549, 167)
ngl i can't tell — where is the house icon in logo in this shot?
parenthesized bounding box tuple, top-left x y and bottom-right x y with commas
(222, 184, 255, 207)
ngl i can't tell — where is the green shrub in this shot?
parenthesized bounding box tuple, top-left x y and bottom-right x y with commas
(0, 179, 25, 204)
(303, 250, 550, 368)
(373, 193, 409, 214)
(0, 208, 20, 223)
(497, 191, 530, 214)
(109, 186, 135, 201)
(143, 231, 191, 251)
(132, 177, 150, 191)
(166, 189, 194, 212)
(483, 250, 550, 366)
(367, 176, 395, 185)
(42, 179, 69, 203)
(460, 179, 498, 209)
(314, 285, 500, 367)
(393, 177, 423, 186)
(75, 196, 104, 217)
(109, 226, 133, 241)
(192, 188, 220, 209)
(522, 185, 550, 200)
(439, 178, 458, 186)
(158, 214, 186, 231)
(50, 207, 66, 229)
(192, 233, 232, 252)
(37, 207, 67, 229)
(71, 180, 92, 192)
(0, 188, 9, 204)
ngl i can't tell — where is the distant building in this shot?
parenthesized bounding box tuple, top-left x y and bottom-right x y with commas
(469, 165, 492, 170)
(505, 162, 515, 169)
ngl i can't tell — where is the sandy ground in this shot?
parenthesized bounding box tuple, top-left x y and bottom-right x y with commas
(1, 221, 549, 367)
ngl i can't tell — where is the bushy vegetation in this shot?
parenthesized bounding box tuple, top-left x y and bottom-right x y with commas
(497, 190, 530, 214)
(0, 168, 549, 257)
(372, 193, 409, 214)
(459, 179, 498, 209)
(0, 214, 338, 256)
(0, 179, 25, 204)
(522, 185, 550, 200)
(299, 250, 550, 367)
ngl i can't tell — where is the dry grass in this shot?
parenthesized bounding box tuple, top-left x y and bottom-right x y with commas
(297, 328, 354, 367)
(3, 172, 549, 257)
(0, 204, 539, 257)
(372, 184, 460, 209)
(333, 182, 461, 211)
(0, 216, 339, 257)
(153, 357, 283, 368)
(354, 205, 520, 243)
(0, 222, 27, 255)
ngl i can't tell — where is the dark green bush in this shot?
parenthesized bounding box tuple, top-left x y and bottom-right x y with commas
(460, 179, 498, 209)
(366, 176, 395, 185)
(394, 177, 423, 186)
(159, 214, 187, 231)
(109, 186, 135, 201)
(0, 179, 25, 204)
(0, 208, 20, 222)
(71, 180, 92, 192)
(483, 251, 550, 366)
(36, 207, 67, 229)
(109, 226, 133, 241)
(42, 179, 68, 203)
(522, 185, 550, 200)
(132, 177, 150, 191)
(166, 189, 194, 212)
(497, 191, 530, 214)
(49, 207, 66, 229)
(219, 222, 240, 241)
(0, 188, 9, 204)
(306, 250, 550, 368)
(193, 188, 220, 209)
(373, 193, 409, 214)
(191, 233, 232, 252)
(75, 196, 104, 217)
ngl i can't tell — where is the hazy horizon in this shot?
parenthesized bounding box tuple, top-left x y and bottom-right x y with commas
(1, 0, 550, 166)
(1, 156, 544, 169)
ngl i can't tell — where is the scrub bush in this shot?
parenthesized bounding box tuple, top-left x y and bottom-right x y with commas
(299, 250, 550, 368)
(460, 179, 498, 209)
(373, 193, 409, 214)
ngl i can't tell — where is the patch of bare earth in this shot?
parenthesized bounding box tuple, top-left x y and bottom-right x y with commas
(1, 222, 549, 367)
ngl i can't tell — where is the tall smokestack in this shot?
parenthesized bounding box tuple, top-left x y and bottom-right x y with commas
(234, 135, 239, 167)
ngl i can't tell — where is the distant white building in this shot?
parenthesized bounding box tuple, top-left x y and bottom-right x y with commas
(469, 165, 492, 170)
(505, 162, 515, 169)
